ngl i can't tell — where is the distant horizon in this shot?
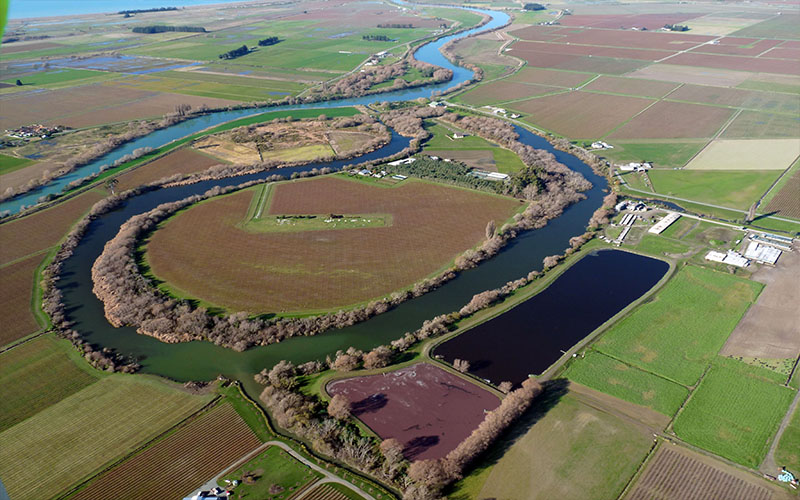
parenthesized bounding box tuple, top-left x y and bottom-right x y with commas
(7, 0, 251, 20)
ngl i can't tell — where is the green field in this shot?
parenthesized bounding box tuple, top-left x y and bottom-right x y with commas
(0, 375, 213, 500)
(0, 153, 34, 175)
(219, 445, 322, 499)
(648, 169, 782, 210)
(422, 121, 527, 172)
(0, 335, 99, 432)
(594, 265, 762, 386)
(629, 233, 692, 257)
(603, 141, 706, 168)
(563, 351, 689, 416)
(450, 392, 653, 500)
(673, 362, 795, 467)
(776, 405, 800, 473)
(3, 68, 112, 88)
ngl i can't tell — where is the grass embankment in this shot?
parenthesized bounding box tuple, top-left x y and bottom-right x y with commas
(219, 446, 323, 499)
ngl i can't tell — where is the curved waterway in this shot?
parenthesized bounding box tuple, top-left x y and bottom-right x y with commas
(0, 6, 509, 214)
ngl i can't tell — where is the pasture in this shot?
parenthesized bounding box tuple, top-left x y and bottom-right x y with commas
(327, 363, 500, 460)
(562, 351, 688, 416)
(0, 335, 98, 432)
(775, 406, 800, 474)
(603, 141, 705, 168)
(626, 445, 781, 500)
(219, 445, 322, 500)
(452, 391, 653, 500)
(685, 139, 799, 170)
(146, 176, 521, 313)
(0, 153, 33, 175)
(0, 254, 44, 344)
(629, 233, 692, 257)
(70, 403, 262, 500)
(593, 265, 762, 386)
(0, 375, 212, 500)
(647, 169, 781, 209)
(672, 362, 794, 467)
(422, 121, 526, 173)
(2, 69, 113, 89)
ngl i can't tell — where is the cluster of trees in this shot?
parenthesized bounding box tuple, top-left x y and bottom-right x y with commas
(313, 57, 451, 99)
(258, 36, 280, 46)
(377, 23, 413, 28)
(219, 45, 250, 60)
(363, 34, 391, 41)
(132, 25, 206, 33)
(119, 7, 177, 14)
(664, 24, 689, 31)
(385, 156, 505, 194)
(524, 3, 546, 10)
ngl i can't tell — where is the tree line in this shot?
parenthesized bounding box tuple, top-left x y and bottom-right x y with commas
(363, 34, 391, 41)
(219, 45, 250, 60)
(377, 23, 413, 28)
(119, 7, 177, 14)
(258, 36, 280, 46)
(132, 25, 206, 33)
(386, 156, 505, 194)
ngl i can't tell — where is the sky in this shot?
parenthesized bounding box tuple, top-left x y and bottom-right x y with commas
(7, 0, 248, 20)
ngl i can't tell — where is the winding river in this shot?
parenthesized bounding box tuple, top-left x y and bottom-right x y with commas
(22, 5, 644, 402)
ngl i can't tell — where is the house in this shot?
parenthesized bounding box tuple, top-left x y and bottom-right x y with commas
(358, 169, 371, 176)
(428, 101, 445, 108)
(510, 113, 521, 118)
(591, 141, 613, 150)
(618, 162, 652, 172)
(452, 133, 464, 139)
(387, 158, 416, 166)
(429, 155, 439, 160)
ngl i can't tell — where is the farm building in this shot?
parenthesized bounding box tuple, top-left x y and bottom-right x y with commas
(705, 250, 750, 268)
(618, 162, 652, 172)
(751, 232, 793, 251)
(470, 170, 510, 181)
(591, 141, 613, 150)
(388, 158, 416, 166)
(743, 242, 782, 265)
(649, 212, 681, 234)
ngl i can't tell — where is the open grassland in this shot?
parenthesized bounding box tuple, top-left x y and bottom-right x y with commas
(722, 111, 800, 139)
(451, 391, 653, 500)
(512, 91, 653, 139)
(648, 169, 781, 209)
(775, 406, 800, 474)
(765, 160, 800, 219)
(449, 37, 519, 81)
(603, 141, 705, 168)
(70, 402, 261, 500)
(3, 69, 114, 89)
(0, 153, 34, 175)
(0, 375, 213, 500)
(673, 362, 795, 467)
(563, 351, 688, 416)
(219, 445, 323, 500)
(686, 139, 799, 170)
(626, 445, 781, 500)
(610, 101, 733, 140)
(0, 254, 44, 344)
(594, 265, 762, 386)
(115, 148, 222, 192)
(0, 335, 98, 432)
(0, 189, 104, 264)
(629, 233, 692, 257)
(146, 176, 521, 313)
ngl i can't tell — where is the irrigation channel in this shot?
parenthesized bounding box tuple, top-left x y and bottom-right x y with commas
(27, 5, 665, 403)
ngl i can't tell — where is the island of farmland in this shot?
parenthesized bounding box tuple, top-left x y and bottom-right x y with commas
(145, 175, 522, 314)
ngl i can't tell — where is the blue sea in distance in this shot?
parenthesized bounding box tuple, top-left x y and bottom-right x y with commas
(8, 0, 251, 20)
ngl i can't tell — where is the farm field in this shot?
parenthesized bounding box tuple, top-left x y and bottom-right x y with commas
(327, 363, 500, 460)
(0, 375, 213, 500)
(304, 483, 364, 500)
(452, 391, 653, 500)
(765, 161, 800, 219)
(146, 176, 521, 313)
(626, 445, 785, 500)
(583, 76, 680, 99)
(648, 169, 781, 209)
(0, 254, 45, 344)
(0, 153, 33, 175)
(456, 80, 562, 106)
(114, 148, 222, 192)
(0, 335, 98, 432)
(593, 265, 762, 386)
(722, 111, 800, 139)
(219, 445, 323, 500)
(422, 121, 526, 172)
(685, 139, 799, 170)
(562, 351, 688, 416)
(609, 101, 733, 140)
(672, 361, 794, 467)
(504, 67, 595, 88)
(775, 406, 800, 474)
(602, 141, 706, 168)
(70, 403, 262, 500)
(627, 233, 692, 257)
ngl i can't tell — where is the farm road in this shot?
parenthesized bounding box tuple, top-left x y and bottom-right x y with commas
(762, 389, 800, 475)
(189, 440, 377, 500)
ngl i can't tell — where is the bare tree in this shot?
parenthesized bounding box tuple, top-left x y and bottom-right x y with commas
(453, 358, 470, 373)
(363, 345, 393, 369)
(328, 394, 352, 420)
(498, 381, 513, 394)
(485, 219, 496, 240)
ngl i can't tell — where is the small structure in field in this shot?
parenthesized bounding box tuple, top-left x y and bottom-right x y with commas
(470, 170, 509, 181)
(705, 250, 750, 268)
(591, 141, 613, 150)
(618, 162, 652, 172)
(388, 157, 416, 166)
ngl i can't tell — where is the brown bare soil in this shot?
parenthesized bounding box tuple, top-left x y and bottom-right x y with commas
(693, 39, 782, 57)
(146, 176, 521, 313)
(283, 5, 444, 29)
(506, 67, 592, 88)
(512, 91, 653, 139)
(559, 13, 701, 30)
(626, 445, 787, 500)
(510, 41, 674, 61)
(610, 101, 733, 139)
(721, 242, 800, 359)
(668, 84, 799, 114)
(765, 47, 800, 60)
(554, 28, 714, 51)
(0, 189, 104, 265)
(327, 363, 501, 460)
(459, 81, 561, 106)
(70, 402, 261, 500)
(0, 41, 63, 54)
(115, 148, 221, 192)
(0, 84, 236, 130)
(0, 254, 43, 345)
(583, 76, 679, 99)
(668, 52, 800, 76)
(765, 168, 800, 218)
(628, 64, 752, 87)
(424, 149, 496, 170)
(722, 111, 800, 139)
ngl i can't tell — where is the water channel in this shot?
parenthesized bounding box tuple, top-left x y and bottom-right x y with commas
(32, 5, 665, 402)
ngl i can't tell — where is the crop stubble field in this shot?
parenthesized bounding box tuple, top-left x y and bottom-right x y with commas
(70, 403, 261, 500)
(114, 148, 222, 192)
(146, 176, 521, 313)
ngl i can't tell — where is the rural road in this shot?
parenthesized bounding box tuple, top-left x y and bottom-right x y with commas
(761, 385, 800, 475)
(188, 440, 378, 500)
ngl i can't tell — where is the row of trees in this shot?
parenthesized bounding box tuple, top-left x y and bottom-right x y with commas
(385, 156, 506, 194)
(132, 25, 206, 33)
(119, 7, 177, 14)
(219, 45, 250, 60)
(378, 23, 413, 28)
(363, 34, 391, 41)
(258, 36, 280, 46)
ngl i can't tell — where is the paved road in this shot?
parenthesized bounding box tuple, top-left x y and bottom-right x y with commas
(188, 440, 377, 500)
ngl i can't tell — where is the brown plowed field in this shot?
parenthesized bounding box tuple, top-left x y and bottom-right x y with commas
(628, 64, 751, 87)
(327, 363, 500, 461)
(559, 13, 701, 30)
(610, 101, 733, 139)
(505, 48, 581, 70)
(668, 52, 800, 76)
(425, 150, 496, 170)
(626, 446, 778, 500)
(459, 81, 561, 106)
(0, 42, 63, 54)
(115, 148, 221, 192)
(766, 167, 800, 219)
(507, 26, 562, 42)
(0, 190, 104, 265)
(0, 254, 43, 345)
(510, 41, 673, 61)
(147, 176, 521, 313)
(692, 39, 782, 56)
(0, 84, 236, 130)
(511, 91, 653, 139)
(304, 484, 351, 500)
(506, 67, 592, 88)
(70, 403, 261, 500)
(583, 76, 679, 98)
(555, 29, 713, 51)
(765, 47, 800, 60)
(669, 84, 800, 114)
